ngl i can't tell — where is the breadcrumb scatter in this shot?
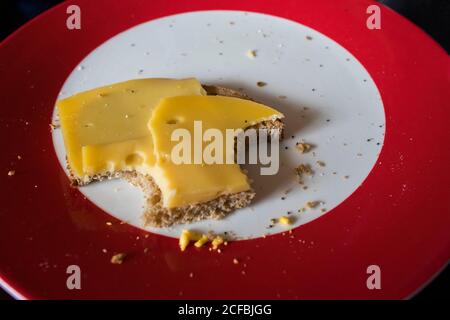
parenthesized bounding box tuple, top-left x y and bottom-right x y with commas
(295, 164, 313, 184)
(111, 253, 127, 264)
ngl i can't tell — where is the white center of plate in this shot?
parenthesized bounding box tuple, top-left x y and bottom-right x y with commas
(52, 11, 385, 240)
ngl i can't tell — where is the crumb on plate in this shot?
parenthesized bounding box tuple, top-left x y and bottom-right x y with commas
(179, 230, 227, 251)
(194, 235, 210, 248)
(211, 236, 225, 250)
(306, 201, 319, 209)
(295, 164, 313, 176)
(278, 216, 292, 225)
(179, 229, 202, 252)
(49, 123, 60, 131)
(111, 253, 127, 264)
(296, 142, 311, 153)
(257, 81, 267, 87)
(246, 49, 257, 59)
(316, 160, 326, 167)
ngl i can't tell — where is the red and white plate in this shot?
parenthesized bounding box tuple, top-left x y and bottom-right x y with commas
(0, 0, 449, 299)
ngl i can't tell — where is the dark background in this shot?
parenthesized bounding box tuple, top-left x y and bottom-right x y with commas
(0, 0, 448, 300)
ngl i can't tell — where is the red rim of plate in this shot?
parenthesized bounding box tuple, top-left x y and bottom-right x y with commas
(0, 0, 449, 299)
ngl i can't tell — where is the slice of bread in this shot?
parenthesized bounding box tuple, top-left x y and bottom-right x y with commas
(123, 171, 256, 227)
(67, 85, 284, 227)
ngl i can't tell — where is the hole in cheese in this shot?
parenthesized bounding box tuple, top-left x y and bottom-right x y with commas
(125, 153, 144, 166)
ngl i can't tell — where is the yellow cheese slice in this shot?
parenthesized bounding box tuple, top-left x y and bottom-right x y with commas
(57, 78, 206, 182)
(149, 95, 284, 208)
(81, 136, 153, 175)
